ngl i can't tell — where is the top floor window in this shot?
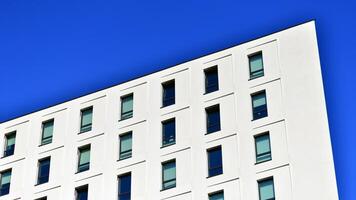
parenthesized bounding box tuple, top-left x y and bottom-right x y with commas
(162, 80, 175, 107)
(80, 107, 93, 133)
(121, 94, 133, 120)
(249, 52, 264, 79)
(204, 66, 219, 94)
(3, 132, 16, 157)
(41, 119, 54, 145)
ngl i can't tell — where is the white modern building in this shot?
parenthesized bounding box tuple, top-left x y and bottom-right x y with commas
(0, 21, 338, 200)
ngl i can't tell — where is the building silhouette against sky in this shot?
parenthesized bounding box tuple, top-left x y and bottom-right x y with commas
(0, 21, 338, 200)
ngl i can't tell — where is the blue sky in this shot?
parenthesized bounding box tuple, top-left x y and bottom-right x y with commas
(0, 1, 355, 199)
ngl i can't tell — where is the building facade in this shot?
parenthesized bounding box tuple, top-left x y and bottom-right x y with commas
(0, 21, 338, 200)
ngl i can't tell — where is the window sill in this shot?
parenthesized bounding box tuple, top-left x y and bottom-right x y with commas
(38, 143, 52, 147)
(117, 156, 132, 162)
(78, 129, 91, 134)
(160, 186, 176, 192)
(34, 182, 48, 186)
(248, 74, 264, 81)
(160, 142, 176, 149)
(254, 159, 272, 165)
(205, 130, 221, 135)
(206, 173, 223, 179)
(0, 155, 13, 159)
(251, 116, 268, 121)
(75, 170, 89, 174)
(118, 117, 133, 122)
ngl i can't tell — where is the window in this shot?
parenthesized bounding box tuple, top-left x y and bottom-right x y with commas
(80, 107, 93, 133)
(206, 105, 221, 134)
(204, 66, 219, 94)
(207, 146, 223, 177)
(249, 52, 264, 79)
(3, 132, 16, 157)
(162, 160, 176, 190)
(37, 157, 51, 185)
(258, 178, 275, 200)
(118, 173, 131, 200)
(41, 119, 54, 145)
(162, 80, 175, 107)
(78, 145, 90, 173)
(255, 134, 272, 163)
(209, 191, 224, 200)
(121, 94, 133, 120)
(75, 185, 88, 200)
(0, 170, 11, 196)
(119, 132, 132, 160)
(162, 118, 176, 147)
(252, 91, 268, 120)
(35, 197, 47, 200)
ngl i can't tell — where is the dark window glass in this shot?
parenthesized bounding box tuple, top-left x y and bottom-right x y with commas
(76, 185, 88, 200)
(119, 132, 132, 160)
(41, 119, 54, 145)
(205, 66, 219, 94)
(121, 94, 134, 120)
(78, 146, 90, 173)
(162, 118, 176, 147)
(249, 52, 264, 79)
(209, 191, 224, 200)
(162, 160, 176, 190)
(206, 105, 221, 134)
(162, 80, 175, 107)
(3, 132, 16, 157)
(207, 146, 223, 177)
(118, 173, 131, 200)
(80, 107, 93, 133)
(36, 197, 47, 200)
(255, 134, 272, 163)
(37, 157, 50, 185)
(258, 178, 275, 200)
(0, 170, 11, 196)
(252, 91, 268, 120)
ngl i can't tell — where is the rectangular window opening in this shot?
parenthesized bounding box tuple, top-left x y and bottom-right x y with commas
(162, 80, 175, 107)
(204, 66, 219, 94)
(162, 118, 176, 147)
(206, 105, 221, 134)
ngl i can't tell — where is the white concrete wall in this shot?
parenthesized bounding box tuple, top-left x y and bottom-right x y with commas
(0, 21, 338, 200)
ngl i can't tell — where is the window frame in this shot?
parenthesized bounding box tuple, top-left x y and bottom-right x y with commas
(40, 119, 54, 146)
(36, 157, 51, 185)
(258, 177, 275, 200)
(0, 169, 12, 196)
(207, 146, 223, 178)
(161, 118, 176, 148)
(118, 172, 131, 200)
(77, 145, 91, 173)
(162, 79, 175, 107)
(251, 90, 268, 120)
(120, 93, 134, 121)
(254, 132, 272, 164)
(208, 190, 224, 200)
(119, 132, 133, 160)
(3, 131, 16, 158)
(161, 159, 176, 191)
(75, 184, 88, 200)
(79, 106, 93, 133)
(248, 51, 264, 80)
(205, 104, 221, 134)
(204, 65, 219, 94)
